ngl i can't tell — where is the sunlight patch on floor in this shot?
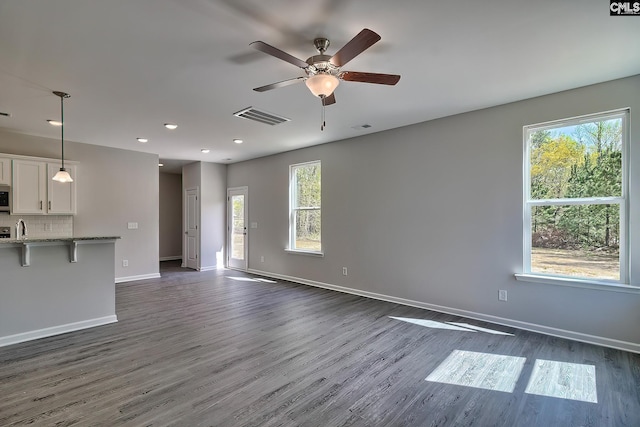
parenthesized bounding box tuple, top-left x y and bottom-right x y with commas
(447, 322, 513, 336)
(227, 276, 278, 283)
(525, 359, 597, 403)
(426, 350, 526, 393)
(390, 317, 513, 336)
(390, 317, 475, 331)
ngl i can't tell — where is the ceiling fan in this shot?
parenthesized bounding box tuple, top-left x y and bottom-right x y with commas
(250, 28, 401, 107)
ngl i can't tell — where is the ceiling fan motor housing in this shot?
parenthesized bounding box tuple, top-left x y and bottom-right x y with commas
(306, 54, 339, 76)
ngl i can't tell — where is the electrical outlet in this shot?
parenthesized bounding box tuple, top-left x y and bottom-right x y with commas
(44, 223, 52, 232)
(122, 259, 129, 267)
(260, 256, 265, 262)
(342, 267, 348, 276)
(127, 222, 138, 230)
(499, 290, 507, 301)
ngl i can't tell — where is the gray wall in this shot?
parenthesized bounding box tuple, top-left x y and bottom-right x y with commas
(227, 75, 640, 350)
(0, 130, 160, 281)
(200, 162, 227, 270)
(181, 161, 227, 270)
(159, 172, 182, 260)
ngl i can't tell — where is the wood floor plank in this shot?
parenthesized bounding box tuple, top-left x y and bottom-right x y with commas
(1, 261, 639, 426)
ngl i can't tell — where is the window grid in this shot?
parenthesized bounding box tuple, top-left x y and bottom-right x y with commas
(523, 109, 629, 284)
(289, 160, 321, 253)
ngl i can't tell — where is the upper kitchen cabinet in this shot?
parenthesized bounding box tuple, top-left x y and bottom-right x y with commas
(11, 159, 77, 215)
(47, 162, 76, 214)
(0, 157, 10, 185)
(12, 159, 46, 214)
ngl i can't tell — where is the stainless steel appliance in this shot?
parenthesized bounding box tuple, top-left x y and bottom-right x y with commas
(0, 226, 10, 238)
(0, 185, 10, 213)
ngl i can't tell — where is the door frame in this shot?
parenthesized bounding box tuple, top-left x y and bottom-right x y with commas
(184, 186, 200, 270)
(227, 186, 248, 270)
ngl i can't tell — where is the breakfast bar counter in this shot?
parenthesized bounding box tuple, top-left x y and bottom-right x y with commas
(0, 236, 120, 347)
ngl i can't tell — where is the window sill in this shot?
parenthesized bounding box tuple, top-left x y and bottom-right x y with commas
(514, 273, 639, 294)
(285, 248, 324, 257)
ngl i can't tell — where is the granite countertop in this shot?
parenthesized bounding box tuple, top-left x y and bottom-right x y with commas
(0, 236, 121, 244)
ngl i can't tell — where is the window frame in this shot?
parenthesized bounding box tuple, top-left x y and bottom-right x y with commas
(521, 109, 629, 285)
(288, 160, 322, 255)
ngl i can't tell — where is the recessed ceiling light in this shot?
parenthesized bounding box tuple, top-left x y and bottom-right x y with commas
(158, 163, 164, 167)
(201, 149, 210, 153)
(137, 138, 148, 143)
(47, 119, 63, 126)
(233, 139, 243, 144)
(164, 123, 178, 130)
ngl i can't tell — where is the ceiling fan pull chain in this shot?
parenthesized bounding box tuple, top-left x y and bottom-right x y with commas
(321, 101, 325, 131)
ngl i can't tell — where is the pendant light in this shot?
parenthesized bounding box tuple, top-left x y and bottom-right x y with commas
(52, 91, 73, 183)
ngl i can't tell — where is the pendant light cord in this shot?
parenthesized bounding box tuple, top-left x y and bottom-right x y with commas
(53, 91, 70, 170)
(60, 94, 65, 170)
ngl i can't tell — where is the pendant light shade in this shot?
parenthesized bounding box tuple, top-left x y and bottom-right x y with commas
(52, 91, 73, 183)
(52, 169, 73, 182)
(305, 74, 339, 98)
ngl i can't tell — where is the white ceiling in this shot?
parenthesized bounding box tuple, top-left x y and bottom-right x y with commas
(1, 0, 639, 169)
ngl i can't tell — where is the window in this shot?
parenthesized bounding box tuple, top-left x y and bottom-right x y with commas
(523, 110, 628, 283)
(289, 161, 321, 253)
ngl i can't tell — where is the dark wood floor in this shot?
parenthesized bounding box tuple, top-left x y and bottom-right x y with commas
(1, 261, 639, 426)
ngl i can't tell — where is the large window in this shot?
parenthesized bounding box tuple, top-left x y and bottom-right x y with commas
(523, 110, 628, 283)
(289, 161, 321, 253)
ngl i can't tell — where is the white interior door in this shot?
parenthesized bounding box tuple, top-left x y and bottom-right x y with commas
(185, 187, 199, 270)
(227, 187, 248, 270)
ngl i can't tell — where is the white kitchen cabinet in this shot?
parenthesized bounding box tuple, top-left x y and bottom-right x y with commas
(0, 157, 11, 185)
(12, 159, 46, 214)
(11, 160, 76, 215)
(47, 162, 76, 214)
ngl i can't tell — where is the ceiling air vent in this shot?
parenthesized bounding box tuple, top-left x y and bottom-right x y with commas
(233, 107, 290, 126)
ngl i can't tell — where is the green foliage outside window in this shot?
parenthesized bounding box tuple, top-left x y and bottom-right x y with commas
(529, 118, 622, 252)
(292, 162, 321, 251)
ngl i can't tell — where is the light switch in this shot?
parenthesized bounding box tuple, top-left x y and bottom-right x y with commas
(251, 222, 258, 229)
(127, 222, 138, 229)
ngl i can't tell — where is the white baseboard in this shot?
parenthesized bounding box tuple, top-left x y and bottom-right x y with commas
(199, 265, 219, 272)
(115, 273, 161, 283)
(248, 268, 640, 354)
(160, 256, 182, 262)
(0, 315, 118, 348)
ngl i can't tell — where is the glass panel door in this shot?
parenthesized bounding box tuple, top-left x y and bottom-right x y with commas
(227, 187, 248, 270)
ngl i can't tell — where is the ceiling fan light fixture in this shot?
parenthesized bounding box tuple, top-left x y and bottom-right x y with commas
(305, 74, 339, 98)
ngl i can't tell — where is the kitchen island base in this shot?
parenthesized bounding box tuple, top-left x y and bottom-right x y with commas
(0, 238, 119, 347)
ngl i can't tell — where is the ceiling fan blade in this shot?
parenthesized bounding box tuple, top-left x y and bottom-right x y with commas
(330, 28, 381, 67)
(253, 76, 306, 92)
(322, 93, 336, 106)
(250, 41, 309, 69)
(341, 71, 401, 85)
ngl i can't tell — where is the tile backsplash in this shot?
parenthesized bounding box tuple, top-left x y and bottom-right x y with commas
(0, 215, 73, 239)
